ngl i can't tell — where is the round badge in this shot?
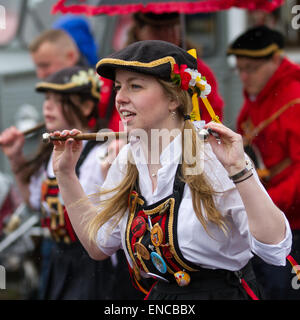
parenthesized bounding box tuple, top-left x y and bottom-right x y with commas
(150, 223, 164, 247)
(134, 242, 150, 260)
(174, 271, 191, 287)
(150, 252, 167, 274)
(131, 216, 146, 238)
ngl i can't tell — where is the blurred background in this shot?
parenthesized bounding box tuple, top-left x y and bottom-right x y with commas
(0, 0, 299, 299)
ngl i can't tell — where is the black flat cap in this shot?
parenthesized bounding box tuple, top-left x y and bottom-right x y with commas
(36, 66, 101, 99)
(96, 40, 198, 81)
(227, 25, 284, 59)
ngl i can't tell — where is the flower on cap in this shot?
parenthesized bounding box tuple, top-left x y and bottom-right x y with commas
(71, 69, 103, 88)
(172, 64, 192, 90)
(171, 64, 211, 98)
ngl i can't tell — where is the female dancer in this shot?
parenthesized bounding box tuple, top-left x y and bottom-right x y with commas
(0, 66, 116, 299)
(50, 41, 291, 300)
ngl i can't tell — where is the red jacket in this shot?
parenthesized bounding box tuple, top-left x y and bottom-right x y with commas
(237, 58, 300, 230)
(98, 59, 224, 132)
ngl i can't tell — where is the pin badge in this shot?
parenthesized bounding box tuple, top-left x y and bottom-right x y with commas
(174, 270, 191, 286)
(134, 242, 150, 260)
(147, 216, 153, 230)
(150, 223, 164, 247)
(131, 216, 146, 238)
(147, 272, 169, 283)
(150, 252, 167, 274)
(159, 201, 169, 215)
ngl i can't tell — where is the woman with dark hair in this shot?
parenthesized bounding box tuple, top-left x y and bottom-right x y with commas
(0, 66, 117, 299)
(50, 41, 291, 300)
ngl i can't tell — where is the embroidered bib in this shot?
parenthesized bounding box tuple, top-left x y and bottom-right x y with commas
(125, 165, 200, 285)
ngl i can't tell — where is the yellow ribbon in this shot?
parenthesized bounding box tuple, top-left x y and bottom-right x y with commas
(201, 97, 221, 123)
(191, 93, 201, 121)
(187, 49, 221, 123)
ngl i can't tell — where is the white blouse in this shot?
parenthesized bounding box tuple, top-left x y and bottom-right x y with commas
(96, 134, 292, 272)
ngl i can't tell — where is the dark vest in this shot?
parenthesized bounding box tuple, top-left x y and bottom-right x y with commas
(40, 141, 99, 244)
(125, 165, 201, 286)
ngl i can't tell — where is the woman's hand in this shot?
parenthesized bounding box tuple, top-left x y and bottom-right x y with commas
(0, 126, 26, 172)
(204, 122, 246, 176)
(52, 129, 83, 178)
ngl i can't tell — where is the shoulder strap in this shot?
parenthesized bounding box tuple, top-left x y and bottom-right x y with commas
(75, 140, 100, 177)
(173, 164, 185, 204)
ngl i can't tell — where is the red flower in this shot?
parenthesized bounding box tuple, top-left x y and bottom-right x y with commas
(173, 64, 191, 90)
(180, 72, 191, 90)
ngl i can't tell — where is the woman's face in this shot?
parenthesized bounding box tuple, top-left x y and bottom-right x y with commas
(43, 91, 77, 132)
(114, 70, 177, 133)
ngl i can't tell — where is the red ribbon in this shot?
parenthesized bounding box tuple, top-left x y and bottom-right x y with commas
(240, 278, 259, 300)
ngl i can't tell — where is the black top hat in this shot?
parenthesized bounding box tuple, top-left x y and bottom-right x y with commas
(35, 66, 101, 99)
(96, 40, 197, 82)
(227, 25, 284, 59)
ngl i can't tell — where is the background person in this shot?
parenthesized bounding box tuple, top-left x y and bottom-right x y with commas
(52, 15, 99, 67)
(29, 29, 84, 80)
(27, 28, 139, 300)
(0, 66, 128, 299)
(227, 25, 300, 300)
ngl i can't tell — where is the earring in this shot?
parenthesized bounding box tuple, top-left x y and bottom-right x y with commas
(170, 111, 177, 120)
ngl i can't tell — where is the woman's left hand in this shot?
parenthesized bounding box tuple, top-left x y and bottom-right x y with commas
(204, 122, 246, 176)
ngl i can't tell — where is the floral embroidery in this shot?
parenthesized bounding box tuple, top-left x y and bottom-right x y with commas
(171, 64, 211, 98)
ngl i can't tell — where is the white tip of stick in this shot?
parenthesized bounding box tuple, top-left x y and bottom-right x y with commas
(42, 133, 50, 143)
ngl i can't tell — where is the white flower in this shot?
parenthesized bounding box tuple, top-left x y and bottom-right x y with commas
(183, 67, 211, 97)
(70, 69, 102, 88)
(199, 80, 211, 98)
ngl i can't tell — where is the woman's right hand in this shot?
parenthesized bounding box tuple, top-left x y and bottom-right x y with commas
(0, 126, 25, 168)
(52, 129, 83, 178)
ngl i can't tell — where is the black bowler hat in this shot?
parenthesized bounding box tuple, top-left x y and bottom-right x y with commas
(227, 25, 284, 59)
(35, 66, 101, 99)
(96, 40, 198, 82)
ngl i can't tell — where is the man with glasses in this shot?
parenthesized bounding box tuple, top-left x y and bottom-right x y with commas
(227, 25, 300, 300)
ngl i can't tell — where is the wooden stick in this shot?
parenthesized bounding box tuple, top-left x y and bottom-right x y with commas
(0, 122, 45, 146)
(42, 131, 127, 143)
(22, 122, 45, 136)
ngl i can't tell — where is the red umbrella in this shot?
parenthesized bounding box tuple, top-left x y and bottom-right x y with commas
(52, 0, 285, 16)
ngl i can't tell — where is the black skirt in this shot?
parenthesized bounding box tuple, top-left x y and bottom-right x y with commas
(43, 241, 115, 300)
(146, 260, 264, 300)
